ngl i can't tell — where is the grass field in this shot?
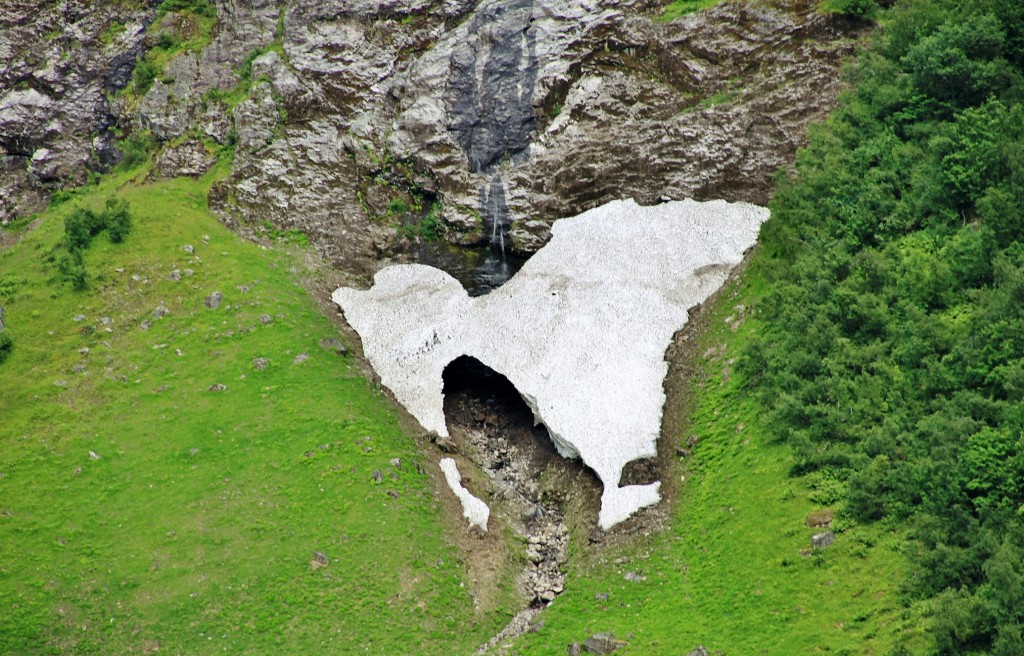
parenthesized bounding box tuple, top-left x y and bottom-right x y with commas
(0, 169, 514, 654)
(510, 264, 930, 655)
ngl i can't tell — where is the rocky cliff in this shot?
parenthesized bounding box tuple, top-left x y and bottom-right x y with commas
(1, 0, 862, 271)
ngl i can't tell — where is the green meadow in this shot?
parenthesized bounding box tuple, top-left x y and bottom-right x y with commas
(0, 169, 513, 654)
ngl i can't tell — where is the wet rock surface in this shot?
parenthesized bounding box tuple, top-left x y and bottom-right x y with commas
(2, 0, 862, 277)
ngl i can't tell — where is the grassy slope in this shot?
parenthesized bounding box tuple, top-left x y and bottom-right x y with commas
(0, 170, 512, 654)
(658, 0, 723, 21)
(513, 264, 930, 655)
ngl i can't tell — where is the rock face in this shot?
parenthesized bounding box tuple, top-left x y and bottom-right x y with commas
(2, 0, 859, 273)
(334, 198, 769, 528)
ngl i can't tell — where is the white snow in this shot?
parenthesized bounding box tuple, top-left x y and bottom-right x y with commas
(333, 198, 769, 529)
(439, 457, 491, 531)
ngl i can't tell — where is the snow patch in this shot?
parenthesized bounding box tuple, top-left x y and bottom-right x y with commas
(439, 457, 490, 531)
(333, 198, 769, 528)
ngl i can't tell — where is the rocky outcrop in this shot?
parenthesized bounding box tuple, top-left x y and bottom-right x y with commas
(2, 0, 862, 267)
(0, 0, 151, 223)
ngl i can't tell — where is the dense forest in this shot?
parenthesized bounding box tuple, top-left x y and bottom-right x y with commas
(745, 0, 1024, 653)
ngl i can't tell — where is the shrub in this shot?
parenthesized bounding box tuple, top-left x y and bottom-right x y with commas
(158, 0, 217, 19)
(820, 0, 877, 17)
(117, 131, 156, 170)
(57, 249, 88, 290)
(63, 207, 103, 250)
(104, 199, 132, 244)
(0, 331, 12, 364)
(132, 57, 159, 95)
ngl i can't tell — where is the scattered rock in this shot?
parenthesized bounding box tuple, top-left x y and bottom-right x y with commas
(140, 320, 152, 331)
(99, 317, 111, 326)
(389, 458, 401, 469)
(582, 633, 625, 655)
(73, 314, 85, 322)
(167, 270, 182, 281)
(386, 489, 400, 498)
(319, 338, 347, 356)
(152, 304, 169, 319)
(623, 571, 646, 582)
(208, 383, 227, 392)
(88, 451, 100, 460)
(54, 380, 68, 387)
(258, 313, 272, 324)
(252, 357, 269, 370)
(184, 269, 195, 277)
(293, 353, 309, 365)
(812, 531, 836, 549)
(78, 347, 89, 356)
(594, 592, 608, 601)
(568, 644, 582, 656)
(686, 647, 709, 656)
(0, 305, 5, 330)
(371, 469, 383, 483)
(434, 433, 458, 453)
(182, 244, 194, 254)
(189, 448, 199, 456)
(311, 550, 329, 569)
(204, 291, 223, 309)
(805, 509, 834, 527)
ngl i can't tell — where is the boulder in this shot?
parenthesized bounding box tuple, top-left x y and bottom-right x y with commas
(812, 531, 836, 549)
(204, 291, 223, 309)
(582, 633, 625, 655)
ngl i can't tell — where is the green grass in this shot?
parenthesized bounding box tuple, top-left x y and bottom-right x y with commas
(0, 171, 513, 653)
(510, 262, 930, 655)
(657, 0, 722, 21)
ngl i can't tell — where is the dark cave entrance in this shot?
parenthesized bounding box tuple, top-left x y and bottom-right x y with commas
(441, 355, 560, 461)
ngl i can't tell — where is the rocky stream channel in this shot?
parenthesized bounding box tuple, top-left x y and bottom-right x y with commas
(442, 355, 590, 653)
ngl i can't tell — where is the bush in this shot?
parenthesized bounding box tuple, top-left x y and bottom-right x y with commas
(63, 207, 103, 251)
(104, 199, 132, 244)
(57, 249, 87, 290)
(820, 0, 878, 17)
(158, 0, 217, 19)
(117, 131, 155, 170)
(0, 331, 12, 364)
(132, 57, 159, 96)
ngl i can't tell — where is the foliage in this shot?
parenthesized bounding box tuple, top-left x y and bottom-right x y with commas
(747, 1, 1024, 652)
(117, 130, 156, 171)
(0, 331, 11, 364)
(157, 0, 217, 19)
(57, 200, 134, 288)
(820, 0, 878, 18)
(132, 56, 159, 95)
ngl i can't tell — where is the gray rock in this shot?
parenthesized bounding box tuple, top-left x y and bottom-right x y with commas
(371, 469, 383, 483)
(623, 571, 646, 582)
(0, 305, 6, 330)
(88, 451, 101, 460)
(812, 531, 836, 549)
(389, 458, 401, 469)
(686, 647, 709, 656)
(582, 633, 624, 655)
(567, 644, 582, 656)
(208, 383, 227, 392)
(434, 433, 458, 454)
(152, 304, 169, 318)
(153, 138, 216, 178)
(319, 338, 347, 356)
(167, 269, 182, 281)
(258, 313, 273, 324)
(293, 352, 310, 365)
(73, 314, 85, 322)
(252, 357, 270, 370)
(181, 245, 195, 255)
(204, 291, 223, 309)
